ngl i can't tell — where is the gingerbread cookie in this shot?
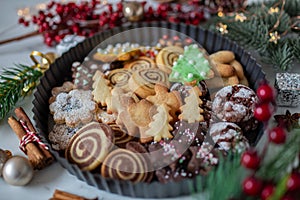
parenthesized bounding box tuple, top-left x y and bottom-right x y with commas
(129, 68, 170, 98)
(49, 89, 97, 127)
(179, 86, 205, 123)
(144, 103, 173, 142)
(65, 122, 114, 171)
(146, 84, 182, 120)
(92, 70, 112, 107)
(156, 45, 184, 74)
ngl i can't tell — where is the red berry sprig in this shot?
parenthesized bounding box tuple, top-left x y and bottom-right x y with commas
(240, 83, 300, 199)
(15, 1, 217, 46)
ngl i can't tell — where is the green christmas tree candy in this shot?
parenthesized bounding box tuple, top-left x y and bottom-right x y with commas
(169, 44, 212, 84)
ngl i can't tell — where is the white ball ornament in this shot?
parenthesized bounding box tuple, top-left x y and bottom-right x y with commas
(2, 156, 34, 186)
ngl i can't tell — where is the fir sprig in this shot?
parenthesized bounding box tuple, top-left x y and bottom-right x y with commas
(0, 64, 42, 120)
(256, 128, 300, 182)
(195, 153, 243, 200)
(205, 0, 300, 70)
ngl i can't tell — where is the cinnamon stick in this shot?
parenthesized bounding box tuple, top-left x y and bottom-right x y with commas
(51, 189, 98, 200)
(14, 107, 54, 166)
(7, 107, 54, 169)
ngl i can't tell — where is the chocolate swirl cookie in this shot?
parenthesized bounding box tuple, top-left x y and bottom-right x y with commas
(101, 148, 151, 183)
(107, 68, 132, 91)
(129, 68, 170, 98)
(65, 122, 114, 171)
(124, 56, 156, 71)
(156, 46, 184, 74)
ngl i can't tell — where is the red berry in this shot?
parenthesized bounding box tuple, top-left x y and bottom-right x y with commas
(261, 184, 275, 200)
(257, 84, 275, 102)
(23, 21, 29, 27)
(241, 150, 260, 169)
(242, 176, 263, 196)
(254, 103, 273, 122)
(18, 17, 25, 24)
(286, 172, 300, 191)
(281, 194, 295, 200)
(268, 127, 286, 144)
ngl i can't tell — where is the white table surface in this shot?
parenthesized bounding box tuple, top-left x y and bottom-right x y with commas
(0, 1, 299, 200)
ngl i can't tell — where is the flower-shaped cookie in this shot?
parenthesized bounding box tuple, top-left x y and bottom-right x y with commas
(49, 89, 97, 127)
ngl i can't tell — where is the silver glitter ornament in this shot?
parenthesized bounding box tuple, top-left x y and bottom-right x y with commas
(2, 156, 34, 186)
(0, 149, 12, 177)
(123, 1, 144, 22)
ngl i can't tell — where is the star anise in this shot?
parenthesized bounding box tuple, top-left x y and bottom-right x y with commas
(274, 110, 300, 132)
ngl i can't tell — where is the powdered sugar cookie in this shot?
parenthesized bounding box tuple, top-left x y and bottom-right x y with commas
(49, 89, 97, 127)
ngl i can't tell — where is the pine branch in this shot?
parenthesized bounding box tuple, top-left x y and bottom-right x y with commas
(226, 19, 269, 53)
(262, 40, 294, 71)
(0, 64, 42, 120)
(256, 128, 300, 182)
(195, 153, 243, 200)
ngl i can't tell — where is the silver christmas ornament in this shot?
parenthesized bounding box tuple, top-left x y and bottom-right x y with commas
(0, 149, 12, 177)
(123, 1, 144, 22)
(2, 156, 34, 186)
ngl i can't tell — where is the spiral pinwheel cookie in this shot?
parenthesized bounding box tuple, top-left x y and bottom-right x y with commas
(156, 45, 184, 74)
(124, 56, 156, 71)
(65, 122, 114, 171)
(107, 68, 132, 92)
(101, 148, 151, 183)
(129, 68, 170, 98)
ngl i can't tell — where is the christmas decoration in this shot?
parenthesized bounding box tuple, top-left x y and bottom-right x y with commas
(122, 1, 144, 22)
(205, 0, 300, 71)
(0, 0, 248, 47)
(2, 155, 34, 186)
(0, 51, 56, 120)
(275, 73, 300, 107)
(0, 149, 12, 177)
(8, 107, 54, 170)
(193, 82, 300, 200)
(274, 110, 300, 132)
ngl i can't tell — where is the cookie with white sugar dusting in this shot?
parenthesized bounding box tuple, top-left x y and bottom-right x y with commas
(210, 122, 249, 152)
(212, 84, 259, 133)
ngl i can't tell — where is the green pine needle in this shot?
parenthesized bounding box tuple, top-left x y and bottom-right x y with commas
(195, 153, 243, 200)
(0, 64, 42, 120)
(263, 40, 295, 71)
(204, 0, 300, 71)
(256, 128, 300, 182)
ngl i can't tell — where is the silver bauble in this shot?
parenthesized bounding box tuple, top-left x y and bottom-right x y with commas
(0, 149, 12, 177)
(123, 1, 144, 22)
(2, 156, 34, 186)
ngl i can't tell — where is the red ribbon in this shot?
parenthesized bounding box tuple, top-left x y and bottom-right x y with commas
(19, 120, 48, 153)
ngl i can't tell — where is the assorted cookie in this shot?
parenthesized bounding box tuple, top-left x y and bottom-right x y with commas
(48, 40, 258, 184)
